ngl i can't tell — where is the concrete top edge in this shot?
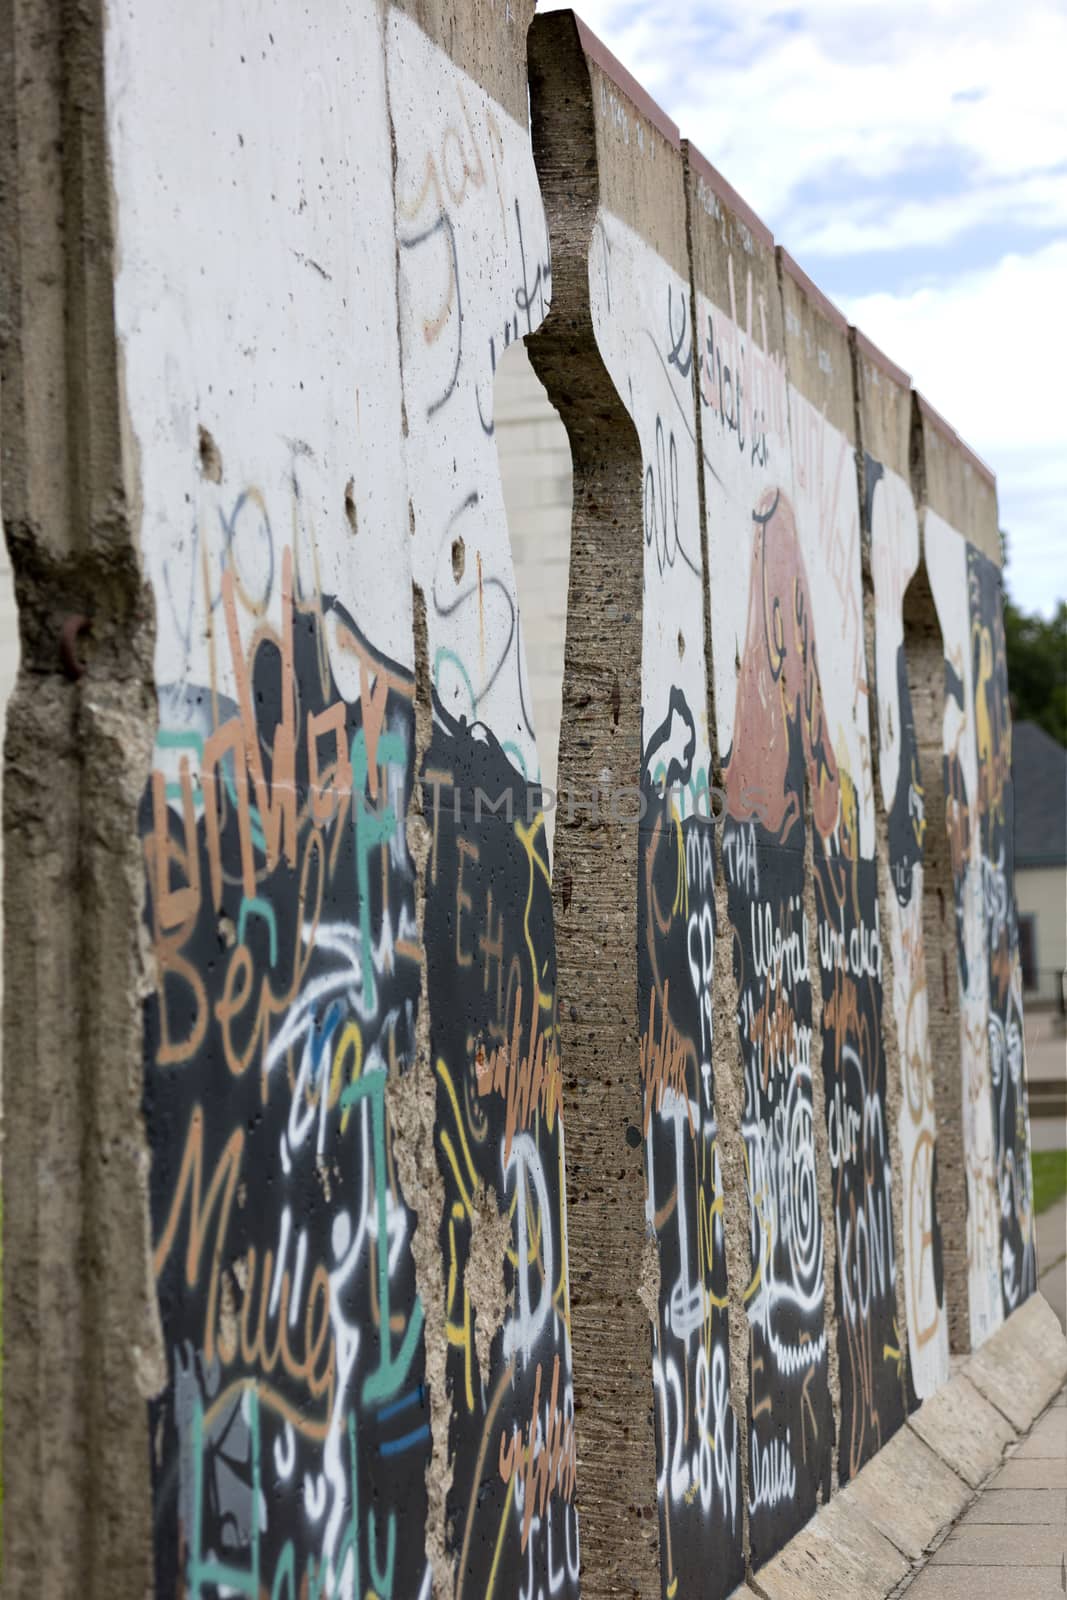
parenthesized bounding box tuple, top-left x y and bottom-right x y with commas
(916, 392, 996, 488)
(572, 12, 681, 149)
(684, 141, 774, 249)
(777, 247, 849, 335)
(852, 326, 910, 393)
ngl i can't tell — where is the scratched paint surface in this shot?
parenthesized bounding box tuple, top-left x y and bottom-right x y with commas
(869, 458, 950, 1401)
(109, 1, 577, 1593)
(591, 204, 745, 1599)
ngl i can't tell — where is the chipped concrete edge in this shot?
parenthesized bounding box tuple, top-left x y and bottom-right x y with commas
(727, 1294, 1067, 1599)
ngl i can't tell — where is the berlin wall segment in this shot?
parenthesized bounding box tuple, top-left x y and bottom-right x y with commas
(563, 28, 745, 1600)
(109, 1, 575, 1596)
(919, 404, 1037, 1344)
(528, 13, 693, 1599)
(856, 333, 951, 1404)
(0, 0, 1044, 1596)
(687, 151, 836, 1571)
(777, 256, 908, 1497)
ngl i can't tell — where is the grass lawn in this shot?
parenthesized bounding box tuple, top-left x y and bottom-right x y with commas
(1031, 1148, 1067, 1217)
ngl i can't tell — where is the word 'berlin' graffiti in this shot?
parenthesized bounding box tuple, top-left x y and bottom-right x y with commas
(143, 541, 430, 1598)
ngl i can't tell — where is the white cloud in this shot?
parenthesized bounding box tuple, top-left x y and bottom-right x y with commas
(535, 0, 1067, 613)
(537, 0, 1067, 244)
(841, 242, 1067, 613)
(789, 169, 1067, 258)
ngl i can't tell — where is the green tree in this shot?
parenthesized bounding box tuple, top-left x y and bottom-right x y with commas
(1003, 596, 1067, 747)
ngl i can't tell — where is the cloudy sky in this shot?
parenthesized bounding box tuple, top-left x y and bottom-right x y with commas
(538, 0, 1067, 615)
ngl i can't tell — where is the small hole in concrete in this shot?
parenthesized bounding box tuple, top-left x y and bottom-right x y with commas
(198, 424, 223, 483)
(344, 478, 358, 536)
(677, 629, 685, 659)
(452, 536, 466, 582)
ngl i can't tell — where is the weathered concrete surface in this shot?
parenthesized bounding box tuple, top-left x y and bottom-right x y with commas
(749, 1492, 910, 1600)
(907, 1373, 1017, 1487)
(920, 404, 1038, 1348)
(0, 2, 159, 1595)
(527, 14, 661, 1597)
(963, 1293, 1067, 1430)
(836, 1422, 971, 1561)
(914, 395, 1000, 568)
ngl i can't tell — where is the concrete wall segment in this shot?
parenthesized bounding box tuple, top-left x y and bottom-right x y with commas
(855, 338, 951, 1399)
(527, 10, 658, 1598)
(780, 260, 909, 1491)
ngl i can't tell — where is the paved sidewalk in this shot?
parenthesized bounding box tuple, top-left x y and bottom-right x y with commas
(900, 1384, 1066, 1598)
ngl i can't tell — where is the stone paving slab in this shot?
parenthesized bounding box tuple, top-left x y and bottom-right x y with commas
(928, 1521, 1065, 1565)
(991, 1455, 1067, 1489)
(963, 1294, 1067, 1431)
(836, 1424, 971, 1561)
(908, 1372, 1017, 1487)
(958, 1486, 1067, 1524)
(902, 1566, 1066, 1599)
(752, 1493, 909, 1600)
(1013, 1406, 1067, 1459)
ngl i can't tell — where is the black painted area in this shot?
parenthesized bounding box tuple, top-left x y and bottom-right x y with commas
(421, 703, 579, 1598)
(142, 584, 429, 1598)
(814, 849, 906, 1480)
(638, 703, 745, 1600)
(141, 564, 578, 1597)
(723, 821, 833, 1565)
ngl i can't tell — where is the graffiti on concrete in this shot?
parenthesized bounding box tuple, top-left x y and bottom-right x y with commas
(790, 389, 906, 1483)
(869, 456, 950, 1399)
(391, 5, 553, 789)
(422, 704, 578, 1599)
(591, 202, 745, 1598)
(927, 512, 1004, 1347)
(143, 532, 429, 1597)
(391, 10, 579, 1591)
(718, 487, 834, 1559)
(119, 1, 577, 1592)
(968, 547, 1037, 1317)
